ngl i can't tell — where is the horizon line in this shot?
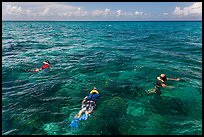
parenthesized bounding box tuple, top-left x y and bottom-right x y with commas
(2, 20, 202, 22)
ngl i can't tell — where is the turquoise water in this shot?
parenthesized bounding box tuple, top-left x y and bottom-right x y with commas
(2, 21, 202, 135)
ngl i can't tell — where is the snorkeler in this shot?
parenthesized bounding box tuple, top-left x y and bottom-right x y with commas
(147, 74, 180, 94)
(74, 87, 101, 119)
(28, 60, 50, 72)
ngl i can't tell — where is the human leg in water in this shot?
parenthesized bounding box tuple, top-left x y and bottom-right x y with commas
(74, 107, 86, 118)
(147, 87, 159, 94)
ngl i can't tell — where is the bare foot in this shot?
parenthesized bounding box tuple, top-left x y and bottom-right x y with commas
(146, 89, 156, 94)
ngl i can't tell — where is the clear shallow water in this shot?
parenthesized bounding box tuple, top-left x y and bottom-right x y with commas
(2, 21, 202, 135)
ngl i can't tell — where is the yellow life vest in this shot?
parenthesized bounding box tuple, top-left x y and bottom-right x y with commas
(90, 89, 99, 94)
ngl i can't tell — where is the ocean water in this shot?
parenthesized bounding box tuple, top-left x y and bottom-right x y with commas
(2, 21, 202, 135)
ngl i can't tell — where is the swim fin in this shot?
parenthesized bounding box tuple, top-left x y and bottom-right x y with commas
(79, 114, 90, 120)
(69, 118, 80, 128)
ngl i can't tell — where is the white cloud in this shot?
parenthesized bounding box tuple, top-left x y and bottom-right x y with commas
(173, 2, 202, 16)
(2, 2, 83, 20)
(91, 9, 145, 18)
(135, 11, 143, 16)
(91, 10, 104, 16)
(163, 12, 169, 15)
(91, 9, 112, 17)
(2, 2, 149, 20)
(116, 10, 122, 16)
(2, 2, 202, 21)
(126, 12, 134, 16)
(104, 8, 111, 15)
(40, 8, 50, 16)
(5, 5, 31, 16)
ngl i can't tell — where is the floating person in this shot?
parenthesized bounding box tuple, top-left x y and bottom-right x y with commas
(70, 87, 101, 128)
(147, 74, 180, 95)
(74, 87, 101, 119)
(27, 60, 50, 72)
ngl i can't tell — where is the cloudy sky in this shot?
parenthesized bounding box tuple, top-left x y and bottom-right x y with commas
(2, 2, 202, 21)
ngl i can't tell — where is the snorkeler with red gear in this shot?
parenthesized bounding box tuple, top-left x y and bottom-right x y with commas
(28, 60, 50, 72)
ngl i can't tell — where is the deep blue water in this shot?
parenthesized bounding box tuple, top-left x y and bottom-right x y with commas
(2, 21, 202, 135)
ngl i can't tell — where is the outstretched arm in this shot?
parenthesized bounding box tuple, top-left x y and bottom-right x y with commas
(165, 85, 174, 89)
(167, 78, 180, 81)
(28, 68, 42, 72)
(35, 68, 43, 72)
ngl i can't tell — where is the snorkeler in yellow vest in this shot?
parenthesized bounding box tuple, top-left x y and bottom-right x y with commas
(147, 74, 180, 94)
(74, 87, 101, 119)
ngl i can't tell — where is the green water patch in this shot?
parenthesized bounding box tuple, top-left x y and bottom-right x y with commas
(77, 97, 128, 135)
(2, 21, 202, 135)
(43, 122, 61, 135)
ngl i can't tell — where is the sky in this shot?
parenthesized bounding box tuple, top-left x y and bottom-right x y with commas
(2, 2, 202, 21)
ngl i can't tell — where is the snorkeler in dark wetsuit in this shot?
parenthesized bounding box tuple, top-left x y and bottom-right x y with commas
(147, 74, 180, 94)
